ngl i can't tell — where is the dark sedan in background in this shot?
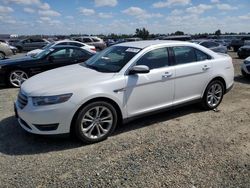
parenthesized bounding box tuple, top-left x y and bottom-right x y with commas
(0, 45, 94, 87)
(191, 40, 228, 54)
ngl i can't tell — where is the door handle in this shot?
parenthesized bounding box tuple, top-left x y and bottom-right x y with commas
(162, 72, 173, 78)
(202, 65, 210, 71)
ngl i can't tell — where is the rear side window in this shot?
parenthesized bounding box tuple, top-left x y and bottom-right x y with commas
(195, 49, 211, 61)
(173, 46, 196, 64)
(173, 46, 211, 64)
(82, 38, 92, 43)
(92, 38, 100, 42)
(69, 42, 84, 47)
(136, 47, 169, 69)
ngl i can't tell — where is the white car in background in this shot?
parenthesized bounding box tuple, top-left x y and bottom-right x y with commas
(15, 40, 234, 144)
(26, 40, 96, 56)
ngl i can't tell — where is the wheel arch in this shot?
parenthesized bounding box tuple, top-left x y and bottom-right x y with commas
(70, 97, 123, 134)
(202, 76, 227, 97)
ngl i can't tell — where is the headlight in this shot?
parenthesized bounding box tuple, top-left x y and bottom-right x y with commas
(32, 93, 72, 106)
(244, 61, 250, 65)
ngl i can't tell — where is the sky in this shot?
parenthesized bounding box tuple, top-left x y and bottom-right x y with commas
(0, 0, 250, 35)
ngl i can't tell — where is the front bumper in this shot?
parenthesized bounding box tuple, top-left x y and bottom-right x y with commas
(14, 98, 77, 135)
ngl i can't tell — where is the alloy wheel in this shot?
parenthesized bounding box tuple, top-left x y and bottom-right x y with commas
(206, 83, 223, 108)
(80, 106, 113, 139)
(9, 70, 28, 87)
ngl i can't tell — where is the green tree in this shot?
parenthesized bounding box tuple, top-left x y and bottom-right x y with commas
(174, 31, 184, 35)
(135, 27, 150, 40)
(215, 29, 221, 36)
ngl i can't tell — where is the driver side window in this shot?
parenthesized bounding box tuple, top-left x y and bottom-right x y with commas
(50, 49, 73, 59)
(136, 47, 169, 70)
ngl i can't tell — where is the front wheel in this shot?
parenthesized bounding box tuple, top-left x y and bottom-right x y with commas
(202, 80, 224, 110)
(74, 101, 118, 144)
(8, 70, 29, 87)
(0, 52, 5, 60)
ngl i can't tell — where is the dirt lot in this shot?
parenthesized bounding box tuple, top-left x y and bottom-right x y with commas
(0, 52, 249, 187)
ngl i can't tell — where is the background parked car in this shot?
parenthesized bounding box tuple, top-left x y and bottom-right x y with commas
(0, 39, 18, 54)
(27, 40, 96, 57)
(0, 41, 13, 60)
(15, 38, 50, 52)
(72, 36, 106, 50)
(213, 39, 231, 49)
(230, 35, 250, 52)
(237, 40, 250, 59)
(0, 45, 95, 87)
(191, 40, 228, 53)
(241, 56, 250, 77)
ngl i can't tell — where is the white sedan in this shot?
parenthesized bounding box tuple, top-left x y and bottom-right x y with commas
(15, 40, 234, 144)
(26, 40, 96, 56)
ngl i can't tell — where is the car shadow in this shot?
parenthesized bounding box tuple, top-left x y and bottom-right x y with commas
(0, 104, 202, 156)
(234, 75, 250, 84)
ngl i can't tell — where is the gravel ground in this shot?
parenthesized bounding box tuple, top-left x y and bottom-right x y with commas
(0, 51, 250, 187)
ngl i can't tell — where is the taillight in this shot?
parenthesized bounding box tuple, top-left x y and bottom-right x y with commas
(91, 48, 96, 51)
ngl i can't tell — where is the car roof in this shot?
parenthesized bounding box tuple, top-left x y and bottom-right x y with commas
(115, 40, 189, 49)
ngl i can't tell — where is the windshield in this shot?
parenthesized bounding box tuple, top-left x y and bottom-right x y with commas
(34, 48, 54, 59)
(81, 46, 141, 73)
(42, 42, 55, 50)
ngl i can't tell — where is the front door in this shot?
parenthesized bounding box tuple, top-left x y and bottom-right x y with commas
(125, 47, 175, 117)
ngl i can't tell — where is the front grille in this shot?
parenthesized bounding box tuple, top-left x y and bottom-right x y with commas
(17, 91, 28, 109)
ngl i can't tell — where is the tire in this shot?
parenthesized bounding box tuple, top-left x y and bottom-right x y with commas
(0, 52, 5, 60)
(8, 70, 29, 88)
(74, 101, 118, 144)
(201, 80, 224, 110)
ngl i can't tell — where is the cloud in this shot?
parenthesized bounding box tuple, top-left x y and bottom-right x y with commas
(94, 0, 117, 7)
(211, 0, 220, 3)
(153, 0, 190, 8)
(0, 5, 14, 14)
(239, 13, 250, 20)
(186, 4, 212, 14)
(79, 7, 95, 16)
(98, 12, 113, 18)
(23, 7, 35, 13)
(216, 4, 237, 11)
(40, 16, 51, 21)
(0, 15, 16, 24)
(39, 2, 50, 10)
(122, 7, 163, 19)
(38, 9, 61, 17)
(4, 0, 40, 5)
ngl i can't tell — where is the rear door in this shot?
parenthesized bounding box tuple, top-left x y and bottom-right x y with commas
(171, 46, 213, 105)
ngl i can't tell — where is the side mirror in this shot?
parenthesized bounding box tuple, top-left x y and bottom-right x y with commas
(48, 56, 54, 62)
(129, 65, 150, 75)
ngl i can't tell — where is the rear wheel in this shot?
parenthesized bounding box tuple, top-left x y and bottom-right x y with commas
(74, 101, 118, 144)
(202, 80, 224, 110)
(8, 70, 29, 87)
(0, 52, 5, 60)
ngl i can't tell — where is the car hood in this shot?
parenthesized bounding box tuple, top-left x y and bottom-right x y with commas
(21, 64, 115, 96)
(0, 56, 36, 66)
